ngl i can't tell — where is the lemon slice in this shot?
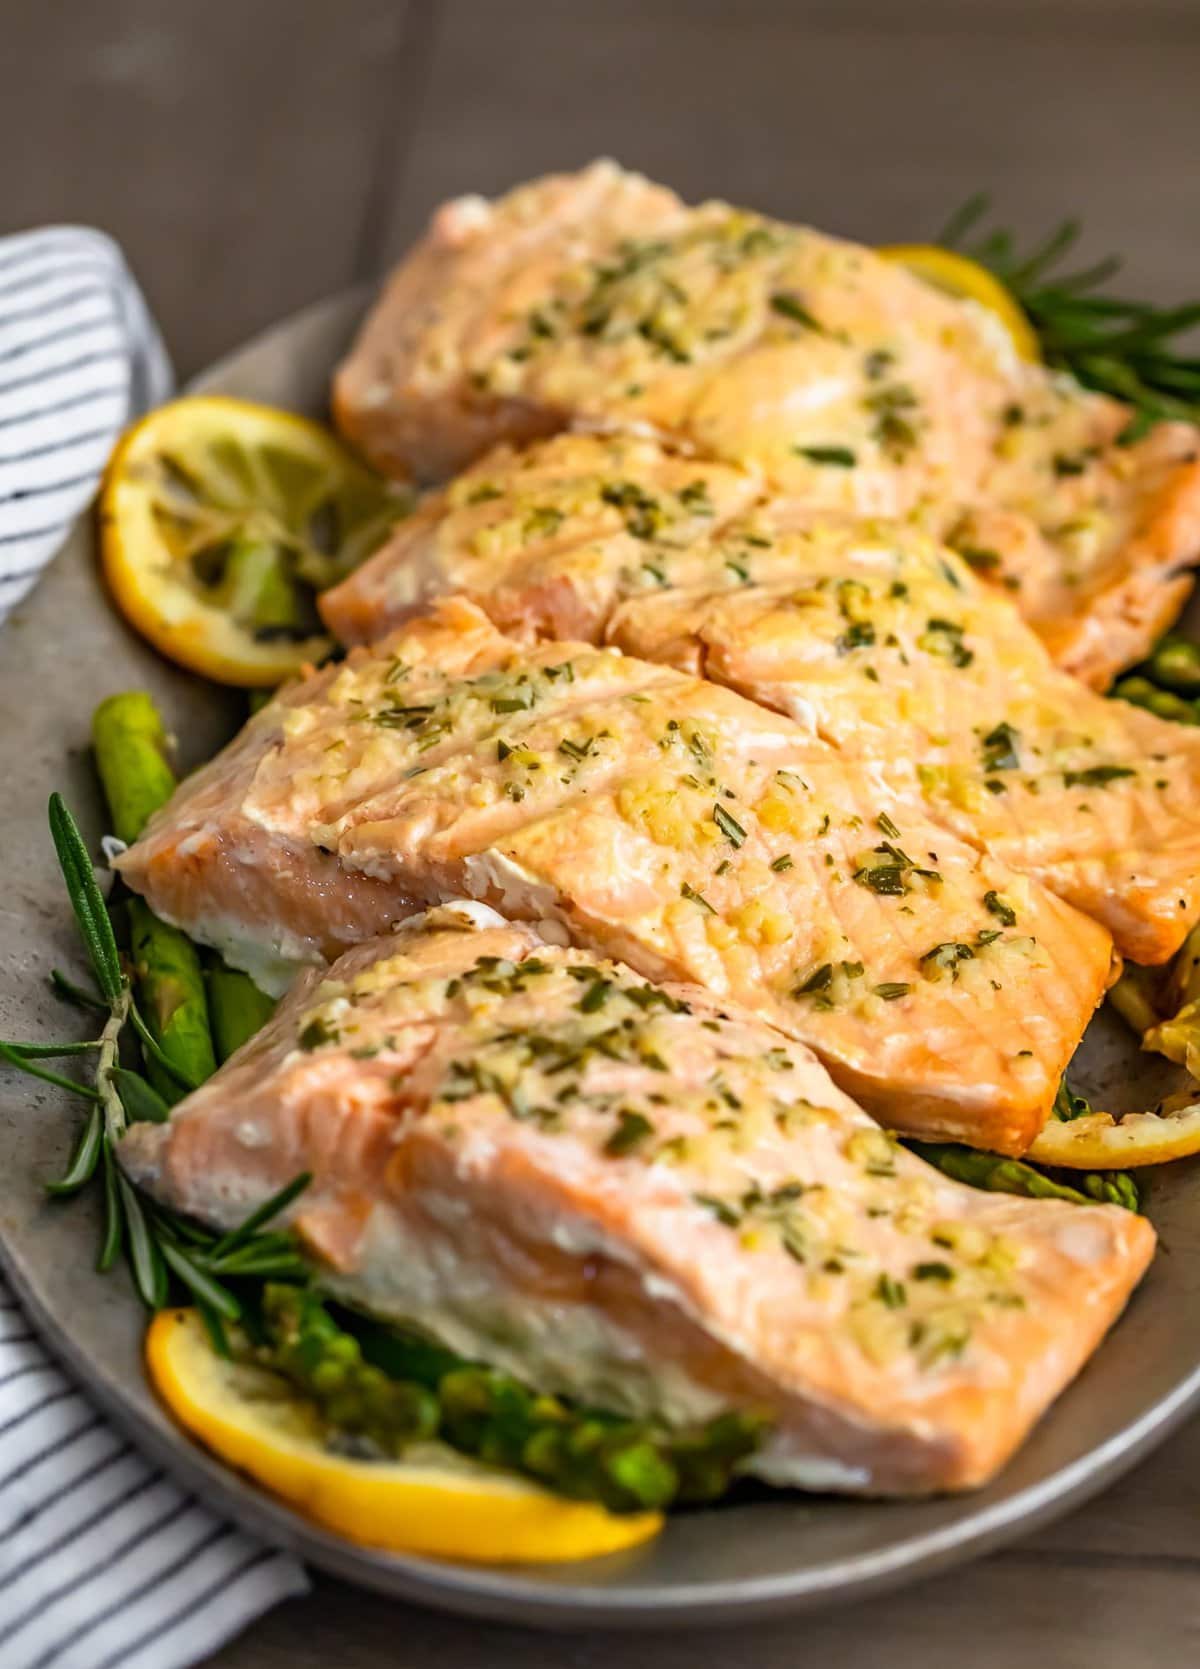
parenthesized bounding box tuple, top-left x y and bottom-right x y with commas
(147, 1309, 663, 1563)
(1027, 1097, 1200, 1170)
(878, 245, 1041, 363)
(100, 396, 405, 687)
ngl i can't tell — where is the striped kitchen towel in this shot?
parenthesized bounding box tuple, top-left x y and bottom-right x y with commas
(0, 228, 309, 1667)
(0, 226, 172, 620)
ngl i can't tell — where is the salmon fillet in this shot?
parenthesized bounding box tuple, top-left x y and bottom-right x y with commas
(333, 161, 1200, 686)
(117, 597, 1113, 1153)
(118, 905, 1154, 1497)
(322, 432, 1200, 964)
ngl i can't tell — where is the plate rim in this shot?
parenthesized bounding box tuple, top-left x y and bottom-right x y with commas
(2, 284, 1198, 1629)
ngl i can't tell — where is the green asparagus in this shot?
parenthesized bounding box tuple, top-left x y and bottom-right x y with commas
(91, 692, 178, 846)
(906, 1140, 1140, 1212)
(1145, 635, 1200, 696)
(1110, 675, 1199, 725)
(254, 1287, 764, 1514)
(127, 898, 216, 1099)
(92, 689, 275, 1083)
(92, 691, 216, 1097)
(204, 956, 278, 1063)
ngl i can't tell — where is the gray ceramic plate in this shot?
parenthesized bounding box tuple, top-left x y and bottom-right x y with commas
(1, 291, 1199, 1630)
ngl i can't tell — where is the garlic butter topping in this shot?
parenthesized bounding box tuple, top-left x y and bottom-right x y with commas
(232, 598, 1114, 1152)
(290, 932, 1036, 1373)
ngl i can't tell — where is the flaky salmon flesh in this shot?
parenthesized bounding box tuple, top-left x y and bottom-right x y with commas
(334, 161, 1200, 688)
(118, 905, 1154, 1497)
(322, 432, 1200, 965)
(116, 597, 1113, 1155)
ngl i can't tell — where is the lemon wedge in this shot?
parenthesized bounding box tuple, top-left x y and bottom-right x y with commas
(100, 396, 404, 687)
(146, 1309, 663, 1563)
(879, 245, 1041, 363)
(1027, 1097, 1200, 1170)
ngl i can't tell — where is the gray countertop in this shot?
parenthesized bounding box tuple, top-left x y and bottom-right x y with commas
(3, 2, 1199, 1662)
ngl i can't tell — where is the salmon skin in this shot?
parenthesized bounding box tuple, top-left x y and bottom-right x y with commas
(118, 904, 1154, 1497)
(334, 160, 1200, 688)
(323, 432, 1200, 965)
(116, 597, 1113, 1154)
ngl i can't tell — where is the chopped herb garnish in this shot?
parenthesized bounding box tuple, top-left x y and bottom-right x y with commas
(523, 505, 565, 538)
(600, 479, 665, 540)
(873, 982, 911, 1001)
(855, 865, 908, 896)
(605, 1109, 654, 1157)
(770, 853, 794, 872)
(1063, 764, 1135, 788)
(956, 545, 1002, 573)
(837, 621, 876, 653)
(865, 384, 920, 459)
(980, 721, 1021, 772)
(876, 811, 901, 840)
(491, 684, 537, 714)
(794, 444, 857, 467)
(695, 1193, 741, 1227)
(297, 1017, 338, 1051)
(875, 1273, 907, 1309)
(912, 1261, 954, 1283)
(794, 963, 833, 997)
(917, 617, 973, 668)
(1052, 451, 1089, 477)
(984, 890, 1017, 926)
(578, 978, 612, 1014)
(770, 292, 822, 330)
(680, 882, 717, 914)
(919, 941, 975, 981)
(679, 479, 714, 515)
(713, 803, 747, 847)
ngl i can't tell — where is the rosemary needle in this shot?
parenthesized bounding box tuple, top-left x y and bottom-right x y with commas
(938, 195, 1200, 435)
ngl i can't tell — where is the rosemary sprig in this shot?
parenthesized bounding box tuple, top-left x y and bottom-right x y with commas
(0, 794, 310, 1331)
(938, 195, 1200, 437)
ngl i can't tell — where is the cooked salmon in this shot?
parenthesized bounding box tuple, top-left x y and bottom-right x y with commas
(333, 161, 1200, 686)
(117, 597, 1113, 1153)
(118, 904, 1154, 1496)
(322, 432, 1200, 964)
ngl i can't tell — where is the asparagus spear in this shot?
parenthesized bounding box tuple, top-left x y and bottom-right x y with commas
(127, 898, 216, 1100)
(906, 1141, 1139, 1212)
(1145, 635, 1200, 696)
(91, 692, 178, 846)
(1111, 675, 1199, 725)
(257, 1287, 762, 1513)
(92, 691, 218, 1097)
(907, 1141, 1091, 1204)
(204, 954, 277, 1063)
(92, 689, 278, 1080)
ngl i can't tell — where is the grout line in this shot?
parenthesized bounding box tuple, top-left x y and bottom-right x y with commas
(352, 0, 442, 283)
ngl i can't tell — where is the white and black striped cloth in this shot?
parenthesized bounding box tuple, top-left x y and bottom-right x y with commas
(0, 230, 308, 1665)
(0, 226, 172, 619)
